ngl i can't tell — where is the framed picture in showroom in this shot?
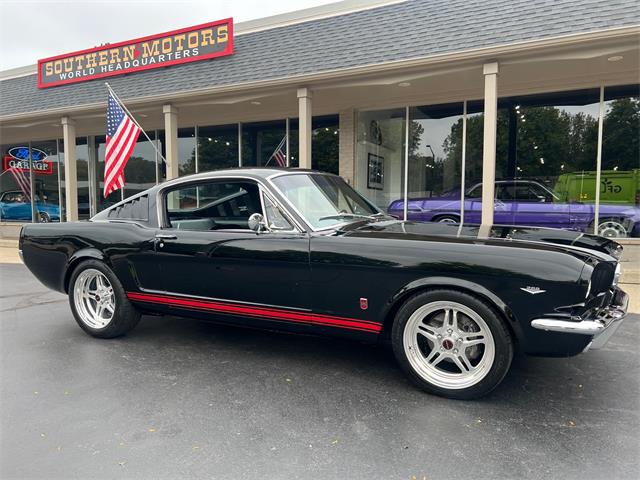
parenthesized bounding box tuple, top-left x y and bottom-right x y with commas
(367, 153, 384, 190)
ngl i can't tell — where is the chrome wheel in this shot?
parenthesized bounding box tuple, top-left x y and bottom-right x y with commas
(436, 216, 458, 224)
(72, 269, 115, 329)
(38, 212, 50, 223)
(403, 301, 495, 390)
(598, 220, 627, 238)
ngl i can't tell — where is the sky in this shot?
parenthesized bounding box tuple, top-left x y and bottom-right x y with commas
(0, 0, 336, 70)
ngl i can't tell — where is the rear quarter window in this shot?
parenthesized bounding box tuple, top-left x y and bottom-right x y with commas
(106, 195, 149, 221)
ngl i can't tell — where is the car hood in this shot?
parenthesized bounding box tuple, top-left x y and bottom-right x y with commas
(335, 220, 621, 262)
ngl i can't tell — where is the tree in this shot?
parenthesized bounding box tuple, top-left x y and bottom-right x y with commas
(602, 97, 640, 171)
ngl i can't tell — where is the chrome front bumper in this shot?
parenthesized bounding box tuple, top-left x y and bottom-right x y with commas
(530, 289, 629, 351)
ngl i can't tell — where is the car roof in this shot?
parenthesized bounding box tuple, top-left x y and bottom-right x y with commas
(159, 167, 335, 188)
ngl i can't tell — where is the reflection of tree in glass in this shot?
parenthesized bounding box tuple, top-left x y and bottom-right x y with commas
(312, 127, 339, 174)
(124, 156, 157, 182)
(602, 98, 640, 170)
(441, 98, 639, 186)
(183, 137, 236, 174)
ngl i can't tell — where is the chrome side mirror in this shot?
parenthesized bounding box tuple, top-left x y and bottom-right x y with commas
(248, 213, 267, 233)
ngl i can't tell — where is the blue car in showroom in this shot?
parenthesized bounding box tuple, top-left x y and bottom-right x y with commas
(0, 190, 60, 222)
(389, 179, 640, 238)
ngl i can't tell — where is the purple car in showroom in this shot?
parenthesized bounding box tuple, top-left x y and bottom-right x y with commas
(388, 179, 640, 238)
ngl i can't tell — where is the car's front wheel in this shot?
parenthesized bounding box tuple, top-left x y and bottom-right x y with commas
(68, 260, 140, 338)
(391, 289, 513, 399)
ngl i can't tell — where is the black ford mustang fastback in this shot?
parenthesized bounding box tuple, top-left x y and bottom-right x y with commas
(20, 168, 629, 399)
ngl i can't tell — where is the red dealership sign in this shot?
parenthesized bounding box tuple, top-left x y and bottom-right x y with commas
(38, 18, 233, 88)
(4, 155, 53, 175)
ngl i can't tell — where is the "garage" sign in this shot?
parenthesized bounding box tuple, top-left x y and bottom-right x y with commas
(37, 19, 233, 89)
(4, 146, 53, 175)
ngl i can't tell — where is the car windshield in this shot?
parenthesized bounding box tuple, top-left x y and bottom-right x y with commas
(271, 173, 381, 229)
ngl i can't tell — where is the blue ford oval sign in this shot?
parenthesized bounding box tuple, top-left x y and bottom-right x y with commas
(8, 147, 48, 161)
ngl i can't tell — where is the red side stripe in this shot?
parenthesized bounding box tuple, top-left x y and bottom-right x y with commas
(126, 292, 381, 333)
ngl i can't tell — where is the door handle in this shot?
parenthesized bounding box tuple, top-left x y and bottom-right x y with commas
(155, 233, 177, 240)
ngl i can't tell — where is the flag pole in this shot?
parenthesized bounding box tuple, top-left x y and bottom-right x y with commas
(105, 83, 167, 165)
(264, 136, 286, 167)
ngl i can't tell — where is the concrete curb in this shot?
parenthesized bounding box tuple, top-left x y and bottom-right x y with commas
(0, 239, 18, 248)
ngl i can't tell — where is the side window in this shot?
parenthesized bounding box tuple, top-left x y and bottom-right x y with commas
(263, 194, 295, 231)
(2, 192, 22, 203)
(497, 185, 516, 201)
(165, 180, 262, 231)
(466, 184, 482, 198)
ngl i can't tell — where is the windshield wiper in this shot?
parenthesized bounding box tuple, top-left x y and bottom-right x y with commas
(318, 212, 389, 222)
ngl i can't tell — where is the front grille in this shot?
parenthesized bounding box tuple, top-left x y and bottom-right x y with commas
(590, 262, 616, 295)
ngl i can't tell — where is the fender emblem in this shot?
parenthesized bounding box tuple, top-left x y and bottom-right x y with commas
(520, 286, 546, 295)
(360, 298, 368, 310)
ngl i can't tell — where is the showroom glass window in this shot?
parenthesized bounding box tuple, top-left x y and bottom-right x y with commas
(600, 85, 640, 237)
(0, 141, 62, 222)
(493, 89, 601, 232)
(401, 103, 464, 222)
(242, 120, 286, 167)
(32, 140, 61, 222)
(197, 124, 238, 172)
(158, 128, 195, 177)
(73, 137, 91, 220)
(288, 115, 340, 173)
(355, 108, 406, 211)
(59, 137, 90, 220)
(0, 144, 27, 221)
(95, 132, 158, 211)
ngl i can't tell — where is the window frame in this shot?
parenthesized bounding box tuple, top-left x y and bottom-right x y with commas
(157, 175, 304, 234)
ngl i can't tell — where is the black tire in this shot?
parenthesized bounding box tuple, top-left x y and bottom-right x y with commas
(68, 259, 140, 338)
(38, 212, 50, 223)
(391, 289, 513, 400)
(432, 215, 460, 224)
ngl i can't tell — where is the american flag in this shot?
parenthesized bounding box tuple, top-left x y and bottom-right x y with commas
(266, 136, 287, 167)
(104, 92, 140, 197)
(8, 166, 31, 202)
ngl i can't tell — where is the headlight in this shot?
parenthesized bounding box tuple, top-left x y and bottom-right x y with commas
(611, 244, 623, 260)
(613, 263, 622, 286)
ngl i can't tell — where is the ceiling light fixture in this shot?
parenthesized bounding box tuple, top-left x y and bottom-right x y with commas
(398, 82, 411, 87)
(607, 55, 623, 62)
(250, 101, 262, 105)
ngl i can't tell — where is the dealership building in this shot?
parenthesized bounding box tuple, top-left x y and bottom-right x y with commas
(0, 0, 638, 238)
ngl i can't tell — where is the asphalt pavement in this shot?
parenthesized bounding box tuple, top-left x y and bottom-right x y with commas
(1, 262, 638, 480)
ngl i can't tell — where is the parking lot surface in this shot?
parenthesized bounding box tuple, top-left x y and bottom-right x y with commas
(1, 262, 638, 479)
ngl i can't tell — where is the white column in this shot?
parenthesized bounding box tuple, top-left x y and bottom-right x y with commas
(61, 116, 78, 222)
(481, 62, 499, 227)
(403, 106, 410, 220)
(163, 104, 179, 180)
(338, 108, 356, 184)
(297, 87, 313, 169)
(593, 86, 605, 234)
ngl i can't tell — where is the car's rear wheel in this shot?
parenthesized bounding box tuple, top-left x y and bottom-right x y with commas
(38, 212, 50, 223)
(68, 260, 140, 338)
(433, 215, 459, 224)
(595, 218, 628, 238)
(391, 289, 513, 399)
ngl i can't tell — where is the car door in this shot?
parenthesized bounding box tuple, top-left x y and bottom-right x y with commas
(150, 178, 312, 328)
(461, 184, 482, 224)
(492, 183, 517, 225)
(510, 182, 570, 229)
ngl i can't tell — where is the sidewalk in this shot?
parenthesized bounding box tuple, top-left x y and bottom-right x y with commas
(0, 240, 21, 264)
